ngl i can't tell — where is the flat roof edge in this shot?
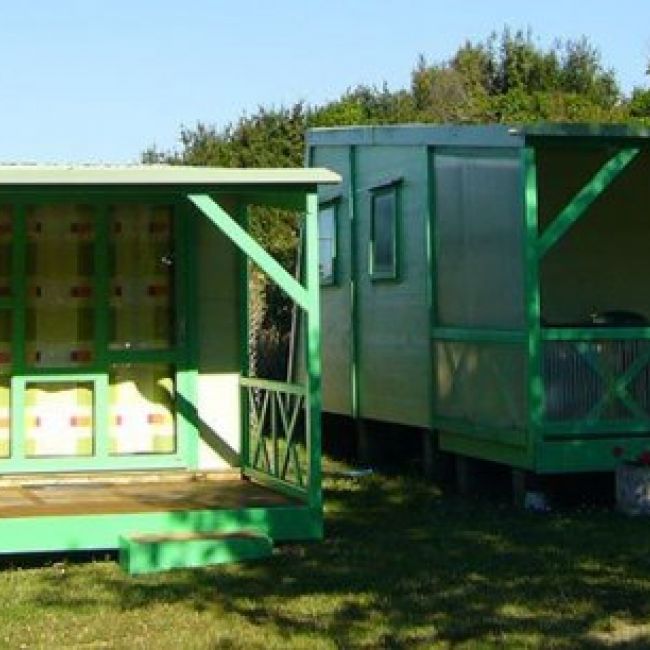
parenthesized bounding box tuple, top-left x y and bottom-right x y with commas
(307, 124, 524, 148)
(307, 123, 650, 148)
(0, 166, 341, 187)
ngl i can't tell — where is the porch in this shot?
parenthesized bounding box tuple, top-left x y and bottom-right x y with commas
(0, 165, 340, 560)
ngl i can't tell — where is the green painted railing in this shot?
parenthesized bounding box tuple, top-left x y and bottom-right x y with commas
(240, 376, 309, 501)
(541, 330, 650, 436)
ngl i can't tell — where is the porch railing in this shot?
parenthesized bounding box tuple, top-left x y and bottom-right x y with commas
(240, 376, 310, 501)
(541, 329, 650, 435)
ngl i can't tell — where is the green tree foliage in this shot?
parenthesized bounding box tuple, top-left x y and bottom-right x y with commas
(144, 28, 645, 377)
(410, 29, 624, 123)
(145, 28, 634, 172)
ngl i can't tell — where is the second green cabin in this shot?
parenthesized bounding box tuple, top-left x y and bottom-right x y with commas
(308, 123, 650, 474)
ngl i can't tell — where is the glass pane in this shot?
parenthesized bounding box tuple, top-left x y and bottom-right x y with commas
(109, 205, 175, 350)
(434, 340, 527, 430)
(25, 204, 95, 367)
(0, 205, 12, 298)
(372, 191, 395, 275)
(25, 382, 94, 457)
(434, 153, 524, 327)
(318, 206, 335, 284)
(109, 364, 176, 455)
(0, 378, 9, 459)
(0, 312, 10, 458)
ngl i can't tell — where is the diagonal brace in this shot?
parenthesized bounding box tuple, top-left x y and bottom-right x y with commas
(537, 147, 639, 258)
(188, 194, 308, 310)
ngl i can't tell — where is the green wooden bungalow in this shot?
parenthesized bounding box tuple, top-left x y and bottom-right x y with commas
(308, 123, 650, 477)
(0, 164, 339, 572)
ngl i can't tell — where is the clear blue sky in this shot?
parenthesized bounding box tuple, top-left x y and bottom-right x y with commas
(0, 0, 648, 163)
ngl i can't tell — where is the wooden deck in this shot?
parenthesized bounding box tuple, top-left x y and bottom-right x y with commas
(0, 474, 296, 519)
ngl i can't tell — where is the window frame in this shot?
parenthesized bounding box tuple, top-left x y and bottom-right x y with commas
(369, 181, 401, 282)
(317, 198, 339, 287)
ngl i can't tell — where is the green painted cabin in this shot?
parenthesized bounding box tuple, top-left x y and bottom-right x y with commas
(0, 164, 339, 564)
(308, 123, 650, 474)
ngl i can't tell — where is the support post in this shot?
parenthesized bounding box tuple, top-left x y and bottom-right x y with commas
(238, 203, 250, 474)
(304, 191, 322, 511)
(523, 146, 543, 464)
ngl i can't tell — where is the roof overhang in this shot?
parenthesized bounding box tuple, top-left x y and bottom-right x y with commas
(0, 165, 341, 187)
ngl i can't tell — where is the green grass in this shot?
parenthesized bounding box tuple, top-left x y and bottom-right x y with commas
(2, 467, 650, 649)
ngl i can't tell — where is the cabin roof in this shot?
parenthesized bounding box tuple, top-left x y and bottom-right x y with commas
(307, 123, 650, 148)
(0, 165, 341, 186)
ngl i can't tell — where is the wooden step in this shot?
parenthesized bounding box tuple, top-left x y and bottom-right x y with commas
(119, 530, 273, 575)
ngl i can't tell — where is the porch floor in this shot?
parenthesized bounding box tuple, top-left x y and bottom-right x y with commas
(0, 473, 296, 519)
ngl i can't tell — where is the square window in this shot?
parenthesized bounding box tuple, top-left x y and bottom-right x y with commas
(370, 186, 399, 280)
(24, 381, 94, 458)
(318, 203, 337, 286)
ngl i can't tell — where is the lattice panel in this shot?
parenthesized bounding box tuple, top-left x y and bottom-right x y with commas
(248, 386, 306, 488)
(542, 340, 650, 422)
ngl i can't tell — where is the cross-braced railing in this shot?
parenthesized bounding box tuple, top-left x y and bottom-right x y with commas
(541, 331, 650, 435)
(240, 377, 309, 500)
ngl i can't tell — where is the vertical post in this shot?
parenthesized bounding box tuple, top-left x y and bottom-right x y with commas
(349, 146, 360, 421)
(523, 146, 543, 461)
(425, 145, 441, 480)
(177, 198, 199, 468)
(94, 203, 109, 461)
(11, 204, 26, 461)
(305, 190, 322, 510)
(238, 203, 250, 473)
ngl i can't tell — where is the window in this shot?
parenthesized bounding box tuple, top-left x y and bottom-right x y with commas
(318, 202, 337, 286)
(370, 184, 399, 280)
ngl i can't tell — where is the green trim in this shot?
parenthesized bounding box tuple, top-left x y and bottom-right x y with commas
(304, 192, 322, 510)
(12, 204, 26, 377)
(240, 376, 307, 396)
(369, 182, 400, 281)
(119, 530, 273, 575)
(94, 205, 109, 368)
(0, 505, 322, 554)
(188, 194, 309, 310)
(542, 327, 650, 341)
(542, 421, 650, 438)
(536, 437, 650, 473)
(106, 349, 179, 364)
(349, 146, 360, 419)
(238, 204, 250, 471)
(173, 201, 195, 470)
(243, 467, 308, 501)
(426, 146, 437, 438)
(523, 147, 543, 450)
(537, 147, 639, 257)
(432, 327, 527, 343)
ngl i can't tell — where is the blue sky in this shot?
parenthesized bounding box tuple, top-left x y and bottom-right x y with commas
(0, 0, 648, 163)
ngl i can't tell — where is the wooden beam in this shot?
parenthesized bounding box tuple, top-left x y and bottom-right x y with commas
(188, 194, 308, 310)
(537, 147, 640, 258)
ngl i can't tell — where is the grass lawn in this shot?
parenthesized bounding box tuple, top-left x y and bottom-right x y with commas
(1, 465, 650, 649)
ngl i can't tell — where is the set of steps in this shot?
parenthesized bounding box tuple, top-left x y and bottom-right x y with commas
(119, 530, 274, 575)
